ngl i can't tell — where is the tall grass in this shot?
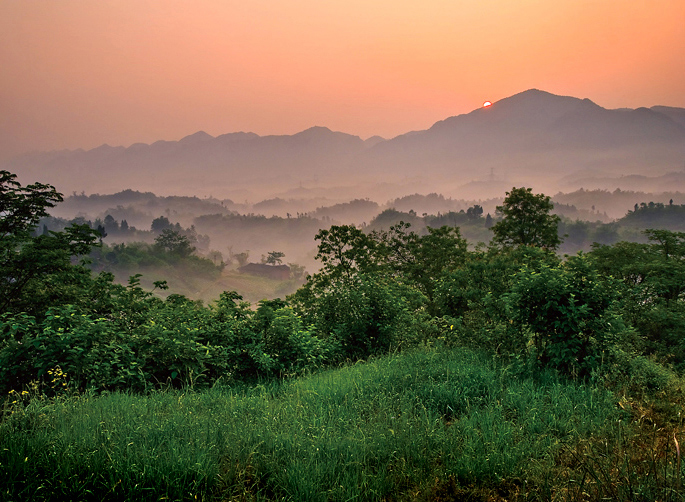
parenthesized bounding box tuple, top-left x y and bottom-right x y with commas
(1, 347, 625, 501)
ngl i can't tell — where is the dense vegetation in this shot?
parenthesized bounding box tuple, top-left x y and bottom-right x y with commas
(2, 173, 684, 500)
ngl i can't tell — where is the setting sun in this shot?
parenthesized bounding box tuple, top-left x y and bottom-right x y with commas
(483, 101, 493, 108)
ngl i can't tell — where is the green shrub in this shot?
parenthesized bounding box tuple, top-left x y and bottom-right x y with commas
(303, 274, 419, 361)
(507, 254, 630, 377)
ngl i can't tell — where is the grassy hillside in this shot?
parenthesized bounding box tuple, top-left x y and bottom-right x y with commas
(5, 346, 681, 501)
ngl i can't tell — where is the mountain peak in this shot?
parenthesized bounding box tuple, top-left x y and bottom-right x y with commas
(497, 89, 600, 109)
(179, 131, 214, 144)
(295, 126, 334, 137)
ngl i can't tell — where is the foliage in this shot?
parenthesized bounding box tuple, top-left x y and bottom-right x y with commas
(435, 245, 560, 356)
(0, 171, 63, 239)
(96, 240, 224, 283)
(296, 274, 421, 361)
(506, 254, 631, 377)
(376, 222, 467, 307)
(0, 287, 326, 394)
(150, 215, 174, 233)
(262, 250, 285, 265)
(311, 224, 381, 285)
(589, 229, 685, 370)
(492, 186, 562, 251)
(4, 165, 685, 391)
(623, 200, 685, 230)
(0, 171, 101, 316)
(153, 228, 196, 258)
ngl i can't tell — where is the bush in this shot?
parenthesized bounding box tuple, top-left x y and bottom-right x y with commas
(507, 254, 631, 377)
(300, 274, 420, 362)
(0, 307, 144, 394)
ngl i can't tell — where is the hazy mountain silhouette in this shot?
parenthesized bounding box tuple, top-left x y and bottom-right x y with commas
(5, 89, 685, 200)
(651, 106, 685, 128)
(359, 90, 685, 193)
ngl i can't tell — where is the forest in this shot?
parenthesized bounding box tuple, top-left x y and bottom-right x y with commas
(2, 170, 685, 501)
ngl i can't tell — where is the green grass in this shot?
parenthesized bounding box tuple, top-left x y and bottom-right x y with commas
(0, 347, 629, 501)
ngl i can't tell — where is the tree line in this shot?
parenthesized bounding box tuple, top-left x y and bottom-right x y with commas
(1, 171, 682, 395)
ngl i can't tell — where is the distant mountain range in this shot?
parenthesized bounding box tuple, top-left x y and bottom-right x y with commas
(5, 89, 685, 201)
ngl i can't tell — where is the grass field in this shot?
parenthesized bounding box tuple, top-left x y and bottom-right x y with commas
(6, 346, 678, 501)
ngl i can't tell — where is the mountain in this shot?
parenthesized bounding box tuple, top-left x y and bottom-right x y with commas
(651, 106, 685, 128)
(358, 90, 685, 193)
(5, 126, 370, 198)
(5, 89, 685, 200)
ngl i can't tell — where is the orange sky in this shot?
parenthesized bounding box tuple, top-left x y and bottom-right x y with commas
(1, 0, 684, 160)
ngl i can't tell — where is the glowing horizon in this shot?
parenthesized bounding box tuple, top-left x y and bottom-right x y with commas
(1, 0, 684, 160)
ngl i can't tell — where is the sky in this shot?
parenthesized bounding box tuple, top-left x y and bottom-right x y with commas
(1, 0, 684, 161)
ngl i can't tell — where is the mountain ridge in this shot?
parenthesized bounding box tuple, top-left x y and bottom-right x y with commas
(5, 89, 685, 200)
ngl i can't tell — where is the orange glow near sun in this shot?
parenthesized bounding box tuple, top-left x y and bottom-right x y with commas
(483, 101, 493, 107)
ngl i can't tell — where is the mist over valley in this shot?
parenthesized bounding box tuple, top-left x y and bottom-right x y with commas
(19, 89, 685, 303)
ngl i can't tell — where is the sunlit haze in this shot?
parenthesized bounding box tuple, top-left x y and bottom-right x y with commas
(1, 0, 684, 160)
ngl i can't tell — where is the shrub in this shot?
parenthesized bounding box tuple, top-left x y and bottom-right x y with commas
(507, 254, 631, 377)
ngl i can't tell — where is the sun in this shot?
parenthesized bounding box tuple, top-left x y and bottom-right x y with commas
(483, 101, 492, 108)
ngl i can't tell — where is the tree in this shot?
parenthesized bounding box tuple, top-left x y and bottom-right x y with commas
(234, 251, 249, 267)
(0, 170, 62, 241)
(154, 229, 195, 258)
(491, 187, 561, 251)
(104, 214, 119, 234)
(0, 171, 100, 314)
(207, 250, 224, 266)
(508, 254, 626, 377)
(312, 225, 381, 283)
(263, 251, 285, 266)
(151, 216, 172, 233)
(378, 222, 467, 307)
(96, 223, 107, 244)
(485, 213, 493, 228)
(466, 204, 483, 220)
(288, 263, 306, 280)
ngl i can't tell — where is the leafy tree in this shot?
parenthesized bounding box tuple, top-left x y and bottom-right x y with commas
(378, 222, 468, 308)
(466, 204, 483, 220)
(0, 171, 100, 315)
(301, 274, 418, 361)
(151, 216, 172, 233)
(491, 187, 561, 251)
(590, 229, 685, 369)
(206, 250, 224, 266)
(435, 245, 560, 354)
(312, 225, 381, 285)
(96, 223, 107, 243)
(154, 229, 195, 258)
(288, 263, 306, 280)
(591, 229, 685, 303)
(263, 251, 285, 266)
(4, 224, 100, 315)
(103, 214, 118, 234)
(0, 170, 63, 239)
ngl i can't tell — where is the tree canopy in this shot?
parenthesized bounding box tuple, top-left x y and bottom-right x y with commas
(491, 187, 561, 251)
(0, 171, 99, 315)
